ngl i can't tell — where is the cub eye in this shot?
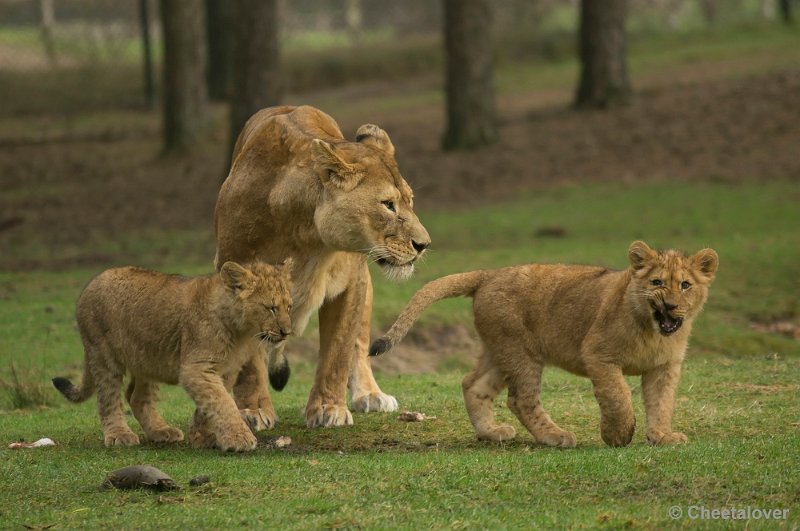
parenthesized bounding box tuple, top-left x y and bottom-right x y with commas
(650, 279, 663, 287)
(381, 200, 396, 213)
(264, 304, 277, 315)
(681, 281, 692, 290)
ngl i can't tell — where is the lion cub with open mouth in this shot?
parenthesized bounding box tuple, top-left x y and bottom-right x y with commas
(53, 260, 292, 452)
(371, 241, 718, 447)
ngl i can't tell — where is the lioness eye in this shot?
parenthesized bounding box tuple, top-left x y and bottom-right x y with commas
(651, 279, 663, 287)
(681, 281, 692, 290)
(382, 200, 396, 213)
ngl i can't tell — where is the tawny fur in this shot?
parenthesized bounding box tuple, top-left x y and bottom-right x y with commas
(53, 261, 292, 452)
(214, 106, 430, 428)
(372, 241, 719, 447)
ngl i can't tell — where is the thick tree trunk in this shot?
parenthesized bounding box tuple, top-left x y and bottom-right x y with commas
(779, 0, 793, 23)
(139, 0, 156, 108)
(160, 0, 209, 153)
(229, 0, 282, 159)
(575, 0, 632, 109)
(442, 0, 497, 151)
(205, 0, 233, 100)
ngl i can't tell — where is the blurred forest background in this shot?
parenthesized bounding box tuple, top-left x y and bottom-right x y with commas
(0, 0, 798, 272)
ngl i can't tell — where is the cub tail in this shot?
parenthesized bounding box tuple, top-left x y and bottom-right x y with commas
(52, 357, 95, 403)
(268, 348, 290, 391)
(369, 270, 485, 356)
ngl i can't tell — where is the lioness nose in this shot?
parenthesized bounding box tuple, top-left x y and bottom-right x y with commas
(412, 239, 429, 253)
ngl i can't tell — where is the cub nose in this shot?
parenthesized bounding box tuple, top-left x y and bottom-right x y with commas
(412, 239, 429, 253)
(663, 301, 678, 312)
(280, 327, 292, 338)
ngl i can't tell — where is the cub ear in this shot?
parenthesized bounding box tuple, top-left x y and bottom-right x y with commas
(311, 139, 362, 191)
(628, 240, 658, 270)
(355, 124, 395, 157)
(281, 257, 294, 276)
(691, 248, 719, 281)
(220, 261, 253, 292)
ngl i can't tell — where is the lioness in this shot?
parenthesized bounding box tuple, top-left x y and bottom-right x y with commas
(215, 106, 430, 428)
(52, 261, 292, 452)
(371, 241, 719, 447)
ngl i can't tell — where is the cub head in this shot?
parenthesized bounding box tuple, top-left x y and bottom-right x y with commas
(219, 260, 293, 344)
(310, 124, 431, 281)
(628, 241, 719, 336)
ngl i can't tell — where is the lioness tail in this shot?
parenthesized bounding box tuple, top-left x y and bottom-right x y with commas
(268, 349, 290, 391)
(369, 270, 485, 356)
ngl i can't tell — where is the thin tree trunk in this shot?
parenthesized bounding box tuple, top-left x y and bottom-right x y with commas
(346, 0, 363, 46)
(442, 0, 496, 151)
(139, 0, 156, 108)
(229, 0, 282, 159)
(575, 0, 632, 109)
(205, 0, 233, 100)
(39, 0, 57, 67)
(160, 0, 209, 153)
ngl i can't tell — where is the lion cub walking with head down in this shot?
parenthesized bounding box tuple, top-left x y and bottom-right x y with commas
(371, 241, 718, 447)
(53, 260, 292, 452)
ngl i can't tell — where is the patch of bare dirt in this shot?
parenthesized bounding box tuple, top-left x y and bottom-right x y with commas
(751, 319, 800, 340)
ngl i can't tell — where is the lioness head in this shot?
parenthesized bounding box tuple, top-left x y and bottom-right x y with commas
(220, 260, 293, 344)
(310, 124, 431, 281)
(628, 241, 719, 336)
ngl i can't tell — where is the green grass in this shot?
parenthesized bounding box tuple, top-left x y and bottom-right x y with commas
(1, 180, 798, 528)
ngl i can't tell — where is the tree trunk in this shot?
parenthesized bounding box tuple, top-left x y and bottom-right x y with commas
(205, 0, 233, 100)
(39, 0, 56, 67)
(229, 0, 282, 159)
(160, 0, 209, 153)
(575, 0, 632, 109)
(779, 0, 793, 23)
(139, 0, 156, 108)
(442, 0, 496, 151)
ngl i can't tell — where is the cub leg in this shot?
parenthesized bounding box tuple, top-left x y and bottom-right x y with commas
(350, 271, 398, 413)
(125, 378, 184, 443)
(641, 362, 687, 445)
(181, 362, 256, 452)
(232, 347, 277, 431)
(462, 354, 515, 441)
(502, 354, 577, 448)
(93, 352, 140, 447)
(586, 359, 636, 447)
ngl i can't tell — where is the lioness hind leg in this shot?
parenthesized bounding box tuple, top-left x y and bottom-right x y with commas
(125, 378, 184, 443)
(503, 357, 576, 448)
(94, 355, 139, 447)
(462, 356, 516, 442)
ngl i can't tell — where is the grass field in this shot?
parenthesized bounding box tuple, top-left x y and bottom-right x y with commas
(1, 180, 798, 528)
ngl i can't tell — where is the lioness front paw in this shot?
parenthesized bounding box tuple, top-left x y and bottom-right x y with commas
(351, 392, 398, 413)
(104, 430, 140, 448)
(477, 423, 517, 442)
(306, 403, 354, 428)
(145, 426, 184, 443)
(647, 430, 688, 445)
(536, 429, 578, 448)
(215, 426, 258, 452)
(240, 407, 276, 432)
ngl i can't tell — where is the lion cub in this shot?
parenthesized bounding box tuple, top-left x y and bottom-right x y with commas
(53, 260, 292, 452)
(371, 241, 718, 447)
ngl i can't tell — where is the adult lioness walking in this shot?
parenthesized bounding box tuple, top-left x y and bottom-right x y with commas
(215, 106, 430, 428)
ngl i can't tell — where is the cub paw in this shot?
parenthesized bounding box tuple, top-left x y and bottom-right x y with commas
(240, 407, 276, 432)
(351, 392, 398, 413)
(647, 430, 688, 445)
(306, 403, 354, 428)
(477, 424, 517, 442)
(215, 426, 258, 452)
(537, 429, 578, 448)
(104, 430, 140, 448)
(145, 426, 184, 443)
(600, 418, 636, 447)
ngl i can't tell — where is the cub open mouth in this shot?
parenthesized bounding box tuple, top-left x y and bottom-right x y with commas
(654, 311, 683, 336)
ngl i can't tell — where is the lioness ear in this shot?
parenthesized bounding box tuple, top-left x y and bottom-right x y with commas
(691, 248, 719, 281)
(220, 261, 252, 292)
(311, 139, 362, 191)
(628, 241, 657, 270)
(355, 124, 395, 157)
